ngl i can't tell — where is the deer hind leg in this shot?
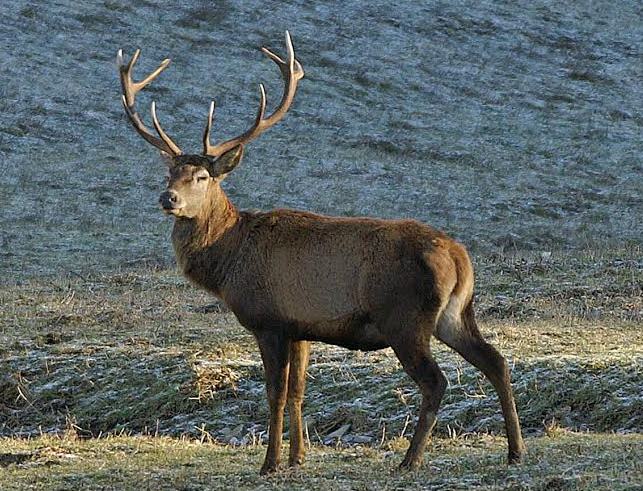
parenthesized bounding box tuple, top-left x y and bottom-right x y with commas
(436, 298, 526, 464)
(287, 340, 310, 467)
(388, 312, 447, 470)
(256, 331, 291, 475)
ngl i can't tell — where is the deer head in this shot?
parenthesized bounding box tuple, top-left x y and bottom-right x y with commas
(117, 32, 304, 219)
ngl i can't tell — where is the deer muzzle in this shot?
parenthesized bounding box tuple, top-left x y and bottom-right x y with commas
(159, 190, 183, 213)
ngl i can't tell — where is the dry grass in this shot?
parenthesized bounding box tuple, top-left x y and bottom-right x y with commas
(0, 247, 641, 488)
(0, 432, 640, 490)
(2, 2, 640, 487)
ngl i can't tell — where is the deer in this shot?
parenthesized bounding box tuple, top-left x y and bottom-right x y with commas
(116, 32, 525, 474)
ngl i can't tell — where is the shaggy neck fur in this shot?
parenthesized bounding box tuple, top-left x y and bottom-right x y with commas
(171, 184, 241, 293)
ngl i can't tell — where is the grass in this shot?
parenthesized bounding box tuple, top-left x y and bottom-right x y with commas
(0, 432, 641, 490)
(2, 1, 641, 487)
(3, 1, 642, 279)
(0, 247, 641, 488)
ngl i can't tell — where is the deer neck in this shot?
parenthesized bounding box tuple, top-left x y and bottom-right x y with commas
(171, 189, 240, 294)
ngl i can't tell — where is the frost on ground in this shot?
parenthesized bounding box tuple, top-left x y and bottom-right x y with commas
(1, 254, 640, 443)
(1, 326, 641, 444)
(1, 0, 641, 278)
(1, 321, 641, 445)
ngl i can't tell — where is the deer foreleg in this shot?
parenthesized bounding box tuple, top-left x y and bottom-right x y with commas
(256, 331, 291, 475)
(287, 340, 310, 467)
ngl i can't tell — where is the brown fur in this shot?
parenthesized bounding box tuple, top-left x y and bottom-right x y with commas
(159, 148, 526, 473)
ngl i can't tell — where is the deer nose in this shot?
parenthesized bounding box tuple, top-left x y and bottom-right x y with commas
(159, 190, 180, 209)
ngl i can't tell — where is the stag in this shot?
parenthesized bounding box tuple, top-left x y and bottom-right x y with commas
(117, 32, 525, 474)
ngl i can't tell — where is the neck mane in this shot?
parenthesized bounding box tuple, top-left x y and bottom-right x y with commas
(171, 188, 241, 293)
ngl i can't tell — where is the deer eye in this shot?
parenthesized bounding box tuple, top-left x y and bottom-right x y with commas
(195, 173, 209, 182)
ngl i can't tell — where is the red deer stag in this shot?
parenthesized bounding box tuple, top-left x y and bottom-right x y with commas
(117, 32, 525, 474)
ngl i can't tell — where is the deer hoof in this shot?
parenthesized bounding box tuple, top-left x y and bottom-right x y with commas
(508, 447, 526, 465)
(398, 456, 422, 472)
(288, 456, 305, 467)
(259, 462, 279, 475)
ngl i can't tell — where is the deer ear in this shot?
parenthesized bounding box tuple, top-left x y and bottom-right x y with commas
(211, 145, 244, 179)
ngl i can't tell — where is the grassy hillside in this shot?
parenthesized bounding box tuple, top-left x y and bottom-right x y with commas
(1, 0, 641, 278)
(0, 248, 640, 440)
(0, 0, 640, 489)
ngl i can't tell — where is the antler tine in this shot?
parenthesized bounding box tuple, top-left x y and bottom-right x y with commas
(254, 84, 267, 126)
(117, 49, 182, 156)
(260, 31, 304, 81)
(203, 101, 216, 156)
(260, 31, 304, 126)
(203, 31, 304, 158)
(151, 102, 182, 156)
(260, 47, 283, 65)
(285, 30, 296, 73)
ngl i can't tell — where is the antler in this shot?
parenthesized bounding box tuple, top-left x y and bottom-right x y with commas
(117, 49, 183, 156)
(203, 31, 305, 158)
